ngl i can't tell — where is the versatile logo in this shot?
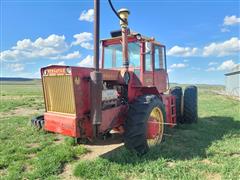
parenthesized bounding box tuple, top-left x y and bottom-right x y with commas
(43, 68, 68, 76)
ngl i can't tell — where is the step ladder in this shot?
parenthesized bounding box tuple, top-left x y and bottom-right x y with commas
(162, 95, 177, 128)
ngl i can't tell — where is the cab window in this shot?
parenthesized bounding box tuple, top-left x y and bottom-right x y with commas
(154, 45, 166, 70)
(104, 42, 140, 69)
(145, 42, 152, 71)
(145, 53, 152, 71)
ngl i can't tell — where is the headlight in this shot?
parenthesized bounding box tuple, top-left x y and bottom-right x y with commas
(136, 34, 142, 41)
(65, 67, 72, 74)
(43, 69, 48, 76)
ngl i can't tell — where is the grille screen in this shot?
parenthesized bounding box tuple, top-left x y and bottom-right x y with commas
(43, 75, 76, 114)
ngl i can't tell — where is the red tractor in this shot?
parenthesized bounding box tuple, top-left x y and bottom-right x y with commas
(32, 3, 198, 155)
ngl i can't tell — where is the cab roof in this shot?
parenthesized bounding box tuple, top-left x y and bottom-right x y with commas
(100, 29, 164, 46)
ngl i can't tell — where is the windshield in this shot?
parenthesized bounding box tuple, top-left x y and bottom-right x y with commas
(104, 42, 140, 69)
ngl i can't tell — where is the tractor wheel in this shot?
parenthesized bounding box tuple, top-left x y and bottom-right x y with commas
(124, 95, 166, 155)
(183, 86, 198, 123)
(170, 86, 183, 124)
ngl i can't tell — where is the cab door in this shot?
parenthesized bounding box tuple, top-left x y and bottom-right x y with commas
(142, 42, 154, 86)
(153, 44, 168, 93)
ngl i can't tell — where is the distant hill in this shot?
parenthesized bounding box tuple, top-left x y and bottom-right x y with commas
(0, 77, 35, 81)
(0, 77, 41, 85)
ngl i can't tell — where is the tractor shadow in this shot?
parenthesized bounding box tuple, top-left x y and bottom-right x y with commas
(100, 116, 240, 164)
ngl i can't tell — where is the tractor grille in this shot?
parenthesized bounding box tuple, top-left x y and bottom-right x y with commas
(43, 75, 76, 114)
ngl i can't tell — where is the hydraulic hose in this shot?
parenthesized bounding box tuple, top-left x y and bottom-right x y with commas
(108, 0, 127, 24)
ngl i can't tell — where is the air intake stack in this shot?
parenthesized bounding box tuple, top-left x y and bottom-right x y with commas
(118, 8, 130, 71)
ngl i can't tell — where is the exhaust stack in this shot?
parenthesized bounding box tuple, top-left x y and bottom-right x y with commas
(91, 0, 102, 137)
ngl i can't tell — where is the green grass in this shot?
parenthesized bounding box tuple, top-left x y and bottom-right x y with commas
(0, 81, 239, 179)
(74, 87, 240, 180)
(0, 81, 87, 179)
(0, 98, 44, 113)
(0, 116, 87, 180)
(1, 80, 42, 96)
(0, 81, 44, 112)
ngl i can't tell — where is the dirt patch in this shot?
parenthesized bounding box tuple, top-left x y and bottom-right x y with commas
(167, 161, 176, 167)
(1, 95, 27, 100)
(59, 137, 123, 180)
(81, 143, 124, 160)
(60, 162, 79, 180)
(201, 159, 212, 165)
(53, 134, 66, 145)
(229, 152, 240, 158)
(212, 90, 240, 101)
(26, 153, 37, 159)
(0, 107, 44, 118)
(27, 143, 40, 148)
(201, 159, 218, 166)
(205, 173, 222, 180)
(24, 163, 34, 173)
(0, 168, 7, 177)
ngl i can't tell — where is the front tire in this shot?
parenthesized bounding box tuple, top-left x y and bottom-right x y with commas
(124, 95, 166, 155)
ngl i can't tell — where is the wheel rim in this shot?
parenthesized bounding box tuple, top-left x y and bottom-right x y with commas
(147, 107, 164, 146)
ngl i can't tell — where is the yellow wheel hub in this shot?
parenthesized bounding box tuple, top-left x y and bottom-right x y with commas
(147, 107, 164, 146)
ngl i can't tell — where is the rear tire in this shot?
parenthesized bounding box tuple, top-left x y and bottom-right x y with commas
(170, 86, 183, 124)
(183, 86, 198, 123)
(124, 95, 166, 155)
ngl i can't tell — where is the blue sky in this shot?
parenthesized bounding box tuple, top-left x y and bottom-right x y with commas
(1, 0, 239, 84)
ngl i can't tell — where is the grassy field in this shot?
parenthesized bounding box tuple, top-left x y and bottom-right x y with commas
(0, 81, 87, 179)
(0, 81, 239, 179)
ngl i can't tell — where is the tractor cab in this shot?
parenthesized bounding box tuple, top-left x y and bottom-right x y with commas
(101, 31, 168, 93)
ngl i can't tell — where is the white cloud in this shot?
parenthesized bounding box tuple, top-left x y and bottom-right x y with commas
(60, 51, 81, 59)
(73, 32, 93, 44)
(0, 34, 68, 62)
(33, 70, 41, 78)
(208, 62, 218, 66)
(1, 50, 21, 62)
(48, 61, 66, 66)
(79, 9, 94, 22)
(206, 60, 237, 71)
(206, 67, 216, 72)
(72, 32, 93, 50)
(167, 37, 240, 58)
(223, 15, 240, 26)
(167, 69, 173, 73)
(77, 55, 93, 67)
(50, 51, 81, 60)
(170, 63, 188, 68)
(217, 60, 237, 71)
(221, 27, 230, 33)
(203, 37, 240, 57)
(79, 42, 93, 50)
(167, 46, 198, 57)
(191, 67, 201, 71)
(7, 63, 24, 72)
